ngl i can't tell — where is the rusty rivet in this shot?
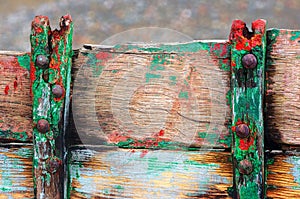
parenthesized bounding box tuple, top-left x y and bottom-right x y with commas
(238, 159, 253, 175)
(35, 54, 49, 69)
(46, 157, 62, 173)
(37, 119, 50, 133)
(52, 85, 64, 98)
(242, 53, 257, 69)
(236, 124, 250, 138)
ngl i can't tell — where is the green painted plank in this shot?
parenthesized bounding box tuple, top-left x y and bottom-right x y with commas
(30, 15, 73, 199)
(230, 19, 266, 198)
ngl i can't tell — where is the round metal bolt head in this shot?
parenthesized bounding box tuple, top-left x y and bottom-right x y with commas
(37, 119, 50, 134)
(35, 55, 49, 69)
(236, 124, 250, 138)
(52, 85, 64, 98)
(242, 54, 257, 69)
(238, 159, 253, 175)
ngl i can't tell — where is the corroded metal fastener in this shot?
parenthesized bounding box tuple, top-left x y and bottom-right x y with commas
(36, 54, 49, 69)
(236, 124, 250, 138)
(242, 53, 257, 69)
(47, 157, 62, 173)
(52, 85, 64, 98)
(238, 159, 253, 175)
(37, 119, 50, 133)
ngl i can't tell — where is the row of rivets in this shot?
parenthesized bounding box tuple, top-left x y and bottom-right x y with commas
(36, 55, 64, 134)
(235, 53, 257, 175)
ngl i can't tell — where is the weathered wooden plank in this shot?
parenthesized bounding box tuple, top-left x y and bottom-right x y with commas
(71, 41, 232, 149)
(70, 147, 300, 199)
(230, 19, 266, 198)
(0, 146, 34, 198)
(68, 147, 232, 198)
(266, 29, 300, 147)
(0, 52, 32, 142)
(30, 15, 73, 199)
(266, 152, 300, 198)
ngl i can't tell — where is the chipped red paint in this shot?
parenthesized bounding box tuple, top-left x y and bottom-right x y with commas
(29, 62, 36, 97)
(210, 43, 228, 57)
(229, 19, 266, 52)
(232, 120, 256, 150)
(239, 137, 254, 150)
(108, 129, 171, 148)
(96, 52, 112, 60)
(4, 85, 9, 95)
(31, 15, 50, 35)
(107, 131, 131, 143)
(0, 55, 29, 96)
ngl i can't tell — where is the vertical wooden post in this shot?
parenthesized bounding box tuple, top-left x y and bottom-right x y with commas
(229, 19, 266, 199)
(30, 15, 73, 199)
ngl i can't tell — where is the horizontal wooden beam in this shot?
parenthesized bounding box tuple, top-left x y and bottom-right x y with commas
(71, 41, 231, 149)
(0, 30, 300, 149)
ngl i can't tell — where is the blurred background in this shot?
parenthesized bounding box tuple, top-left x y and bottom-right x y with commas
(0, 0, 299, 51)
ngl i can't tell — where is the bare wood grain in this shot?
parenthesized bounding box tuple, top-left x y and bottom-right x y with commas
(68, 148, 232, 198)
(0, 146, 34, 198)
(71, 42, 231, 148)
(266, 29, 300, 146)
(267, 152, 300, 198)
(0, 52, 32, 142)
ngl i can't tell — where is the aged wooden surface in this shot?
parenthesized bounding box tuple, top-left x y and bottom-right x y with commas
(68, 148, 232, 198)
(68, 148, 300, 199)
(0, 145, 34, 198)
(266, 152, 300, 198)
(266, 29, 300, 147)
(71, 41, 232, 149)
(0, 52, 32, 142)
(230, 19, 266, 198)
(30, 15, 73, 199)
(1, 29, 300, 148)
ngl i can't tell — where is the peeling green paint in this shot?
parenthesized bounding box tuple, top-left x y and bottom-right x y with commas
(17, 54, 31, 71)
(169, 75, 177, 85)
(230, 19, 266, 199)
(178, 91, 188, 99)
(30, 15, 73, 199)
(145, 73, 162, 83)
(290, 31, 300, 41)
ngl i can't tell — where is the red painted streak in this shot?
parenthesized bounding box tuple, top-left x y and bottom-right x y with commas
(14, 80, 18, 91)
(4, 85, 9, 95)
(140, 150, 148, 158)
(30, 61, 36, 97)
